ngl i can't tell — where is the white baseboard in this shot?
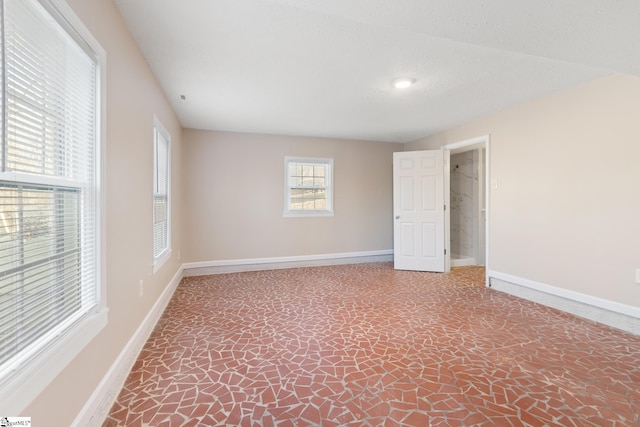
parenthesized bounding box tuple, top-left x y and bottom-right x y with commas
(451, 256, 476, 267)
(82, 260, 640, 426)
(72, 266, 184, 427)
(73, 250, 392, 425)
(183, 250, 394, 276)
(488, 270, 640, 336)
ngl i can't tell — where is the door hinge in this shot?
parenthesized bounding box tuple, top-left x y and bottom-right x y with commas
(444, 249, 447, 255)
(444, 204, 446, 211)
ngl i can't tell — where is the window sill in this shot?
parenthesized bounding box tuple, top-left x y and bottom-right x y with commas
(283, 211, 334, 218)
(153, 249, 172, 274)
(0, 307, 108, 414)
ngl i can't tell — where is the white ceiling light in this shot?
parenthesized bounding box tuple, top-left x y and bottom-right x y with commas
(392, 78, 415, 89)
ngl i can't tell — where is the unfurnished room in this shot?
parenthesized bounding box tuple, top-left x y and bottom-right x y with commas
(0, 0, 639, 426)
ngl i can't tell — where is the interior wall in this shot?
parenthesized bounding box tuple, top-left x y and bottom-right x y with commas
(17, 2, 639, 424)
(23, 0, 184, 424)
(406, 73, 640, 308)
(183, 130, 398, 262)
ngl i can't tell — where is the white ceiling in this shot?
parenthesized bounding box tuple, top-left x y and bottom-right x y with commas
(113, 0, 640, 143)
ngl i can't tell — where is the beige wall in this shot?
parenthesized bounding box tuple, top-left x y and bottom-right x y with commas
(19, 1, 639, 424)
(406, 74, 640, 308)
(183, 130, 398, 261)
(23, 0, 184, 424)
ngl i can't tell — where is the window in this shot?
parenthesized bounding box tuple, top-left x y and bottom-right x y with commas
(153, 117, 171, 270)
(0, 0, 105, 411)
(284, 157, 334, 217)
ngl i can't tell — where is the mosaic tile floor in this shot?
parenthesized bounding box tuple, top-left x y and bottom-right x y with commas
(103, 263, 640, 426)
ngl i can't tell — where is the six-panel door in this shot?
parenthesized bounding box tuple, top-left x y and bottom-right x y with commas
(393, 150, 446, 272)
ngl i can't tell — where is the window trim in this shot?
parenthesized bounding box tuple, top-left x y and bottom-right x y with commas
(283, 156, 334, 218)
(152, 115, 171, 273)
(0, 0, 107, 414)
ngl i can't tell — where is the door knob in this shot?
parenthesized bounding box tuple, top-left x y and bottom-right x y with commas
(395, 215, 400, 219)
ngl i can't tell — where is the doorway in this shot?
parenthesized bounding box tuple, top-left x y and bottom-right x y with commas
(449, 149, 485, 266)
(392, 135, 489, 278)
(443, 135, 489, 273)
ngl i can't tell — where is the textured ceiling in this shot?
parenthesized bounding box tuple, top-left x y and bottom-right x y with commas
(113, 0, 640, 143)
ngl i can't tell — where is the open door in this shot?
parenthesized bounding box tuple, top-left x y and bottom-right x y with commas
(393, 150, 449, 272)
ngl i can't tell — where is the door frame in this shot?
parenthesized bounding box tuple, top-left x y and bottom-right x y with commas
(442, 135, 490, 287)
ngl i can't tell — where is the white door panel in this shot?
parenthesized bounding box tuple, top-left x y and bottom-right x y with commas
(401, 223, 415, 256)
(422, 175, 437, 210)
(393, 150, 447, 272)
(399, 176, 415, 211)
(422, 223, 437, 257)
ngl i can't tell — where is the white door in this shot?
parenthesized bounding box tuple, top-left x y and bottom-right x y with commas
(393, 150, 448, 272)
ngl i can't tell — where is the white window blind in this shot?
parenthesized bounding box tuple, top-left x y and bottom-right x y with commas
(283, 157, 334, 217)
(153, 120, 170, 262)
(0, 0, 99, 379)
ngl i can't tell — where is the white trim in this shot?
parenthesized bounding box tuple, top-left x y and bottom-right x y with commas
(0, 309, 108, 415)
(152, 115, 172, 269)
(71, 266, 184, 427)
(282, 210, 334, 218)
(451, 256, 476, 267)
(75, 251, 392, 424)
(183, 250, 394, 276)
(0, 0, 109, 414)
(283, 156, 334, 217)
(488, 270, 640, 335)
(443, 135, 490, 152)
(0, 171, 90, 188)
(153, 249, 172, 274)
(443, 149, 451, 272)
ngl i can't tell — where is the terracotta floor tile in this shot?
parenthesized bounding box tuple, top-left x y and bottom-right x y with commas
(102, 263, 640, 426)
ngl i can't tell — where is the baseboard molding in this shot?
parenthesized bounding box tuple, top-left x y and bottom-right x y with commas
(183, 250, 394, 276)
(72, 266, 184, 427)
(73, 250, 393, 425)
(488, 270, 640, 335)
(451, 256, 477, 267)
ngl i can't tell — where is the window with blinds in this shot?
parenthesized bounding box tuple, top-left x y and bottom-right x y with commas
(153, 119, 170, 266)
(283, 157, 334, 217)
(0, 0, 100, 382)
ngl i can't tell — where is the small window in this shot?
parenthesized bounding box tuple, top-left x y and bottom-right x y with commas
(153, 118, 171, 270)
(284, 157, 334, 217)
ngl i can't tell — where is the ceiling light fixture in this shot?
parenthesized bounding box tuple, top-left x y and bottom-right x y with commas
(392, 78, 415, 89)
